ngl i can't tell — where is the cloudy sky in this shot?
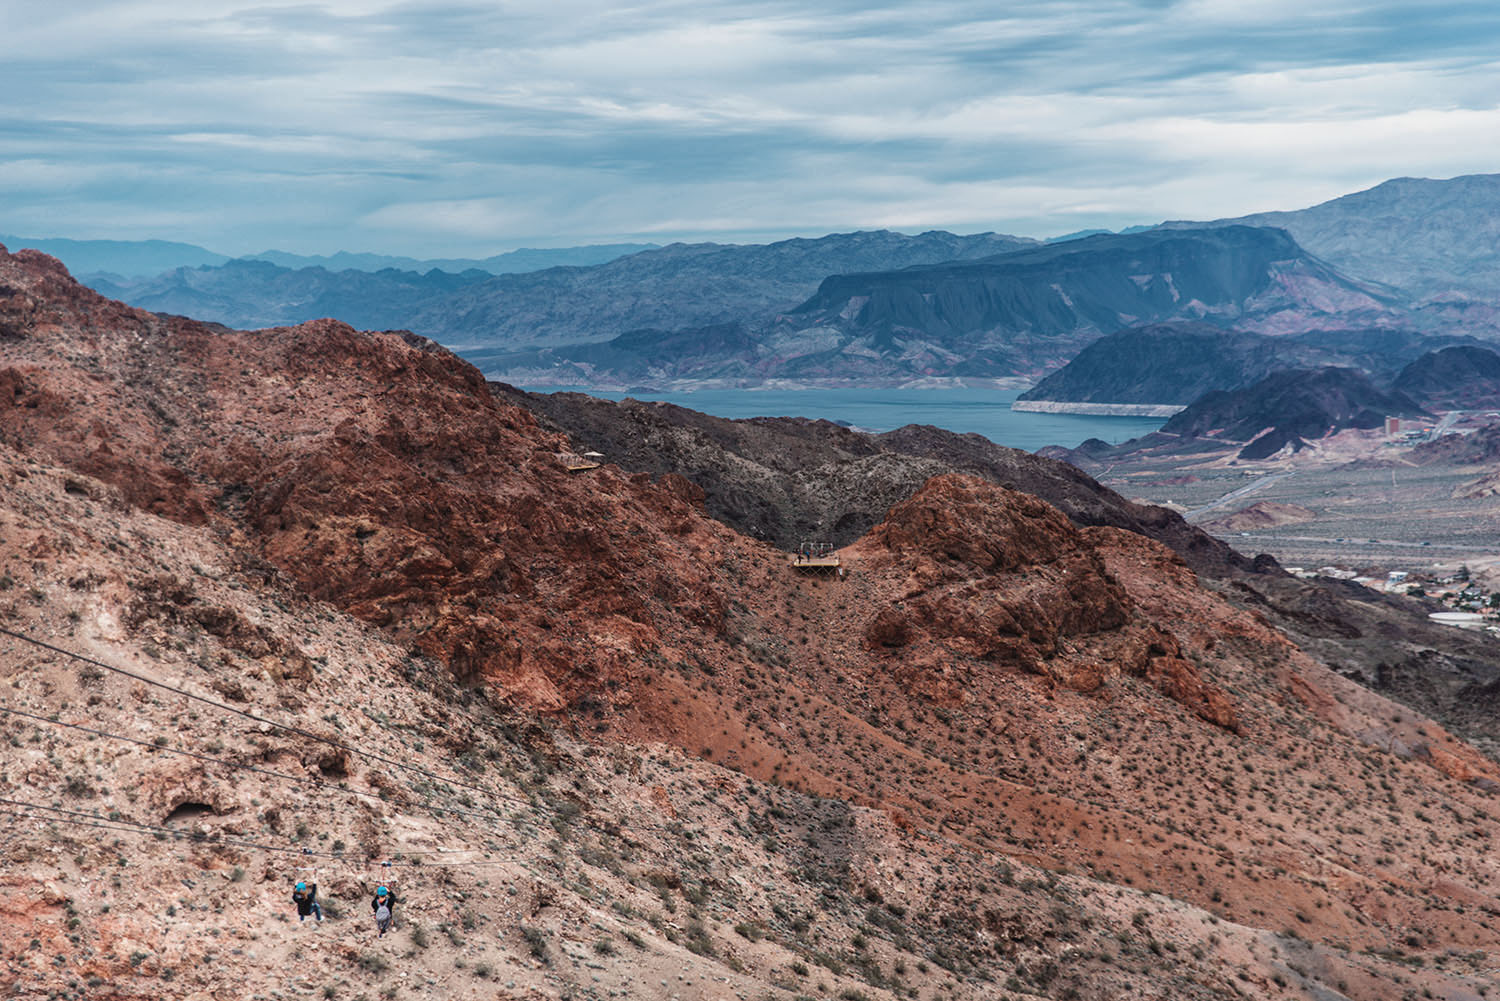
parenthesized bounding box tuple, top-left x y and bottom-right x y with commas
(5, 0, 1500, 256)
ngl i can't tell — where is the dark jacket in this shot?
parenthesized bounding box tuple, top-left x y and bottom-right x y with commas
(372, 890, 397, 914)
(292, 885, 318, 916)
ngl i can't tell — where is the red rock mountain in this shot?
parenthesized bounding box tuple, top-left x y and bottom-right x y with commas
(5, 244, 1500, 999)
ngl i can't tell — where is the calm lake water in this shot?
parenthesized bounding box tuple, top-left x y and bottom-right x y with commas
(524, 387, 1163, 452)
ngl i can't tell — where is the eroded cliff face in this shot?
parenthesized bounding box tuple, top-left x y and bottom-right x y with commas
(6, 245, 1500, 999)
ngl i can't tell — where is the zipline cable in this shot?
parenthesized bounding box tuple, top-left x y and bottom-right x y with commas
(0, 630, 641, 871)
(0, 799, 524, 867)
(0, 625, 494, 798)
(0, 657, 566, 860)
(0, 702, 392, 805)
(0, 799, 345, 858)
(0, 626, 562, 820)
(0, 704, 553, 861)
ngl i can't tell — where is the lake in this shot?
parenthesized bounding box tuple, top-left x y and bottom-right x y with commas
(523, 386, 1162, 452)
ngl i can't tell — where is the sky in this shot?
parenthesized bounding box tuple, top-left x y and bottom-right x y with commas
(5, 0, 1500, 257)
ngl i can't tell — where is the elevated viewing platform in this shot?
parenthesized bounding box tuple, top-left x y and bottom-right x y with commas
(791, 541, 842, 575)
(561, 449, 605, 472)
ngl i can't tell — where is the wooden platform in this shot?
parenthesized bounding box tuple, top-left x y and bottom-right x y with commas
(564, 461, 600, 473)
(791, 555, 842, 574)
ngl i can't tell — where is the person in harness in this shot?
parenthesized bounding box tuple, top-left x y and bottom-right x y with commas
(372, 885, 397, 936)
(292, 881, 322, 923)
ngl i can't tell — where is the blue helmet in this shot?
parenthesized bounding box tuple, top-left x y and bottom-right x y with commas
(377, 886, 389, 897)
(295, 882, 306, 891)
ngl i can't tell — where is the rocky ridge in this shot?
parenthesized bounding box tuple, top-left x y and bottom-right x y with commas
(490, 384, 1247, 575)
(501, 380, 1500, 773)
(1165, 172, 1500, 300)
(1393, 344, 1500, 410)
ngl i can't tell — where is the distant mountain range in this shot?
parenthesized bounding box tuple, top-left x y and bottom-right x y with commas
(23, 172, 1500, 389)
(83, 229, 1038, 350)
(86, 260, 493, 332)
(1163, 174, 1500, 301)
(242, 244, 659, 276)
(0, 234, 231, 277)
(0, 233, 655, 280)
(476, 226, 1393, 386)
(782, 226, 1386, 371)
(414, 229, 1039, 350)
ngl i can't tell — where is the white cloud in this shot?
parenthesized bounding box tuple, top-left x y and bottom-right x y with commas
(1, 1, 1498, 254)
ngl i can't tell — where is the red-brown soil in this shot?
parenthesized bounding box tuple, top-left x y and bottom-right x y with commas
(5, 244, 1500, 999)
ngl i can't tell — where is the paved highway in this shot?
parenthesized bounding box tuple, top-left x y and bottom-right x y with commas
(1184, 471, 1296, 520)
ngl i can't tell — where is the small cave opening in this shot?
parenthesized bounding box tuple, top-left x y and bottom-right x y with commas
(163, 801, 217, 825)
(316, 752, 350, 779)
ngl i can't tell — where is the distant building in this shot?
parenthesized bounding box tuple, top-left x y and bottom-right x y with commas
(1384, 416, 1430, 438)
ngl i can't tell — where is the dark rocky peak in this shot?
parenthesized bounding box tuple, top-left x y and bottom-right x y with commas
(1016, 322, 1315, 406)
(1161, 366, 1429, 460)
(1393, 344, 1500, 410)
(1017, 322, 1456, 408)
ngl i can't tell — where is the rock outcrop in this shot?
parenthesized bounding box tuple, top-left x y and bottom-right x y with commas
(1014, 321, 1448, 408)
(851, 475, 1238, 729)
(1202, 500, 1316, 533)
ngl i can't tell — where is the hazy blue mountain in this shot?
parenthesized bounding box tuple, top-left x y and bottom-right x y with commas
(413, 229, 1040, 350)
(0, 234, 229, 277)
(771, 226, 1391, 376)
(88, 260, 494, 331)
(1045, 224, 1154, 243)
(245, 243, 657, 275)
(470, 227, 1398, 386)
(0, 232, 652, 284)
(1162, 174, 1500, 300)
(84, 229, 1037, 340)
